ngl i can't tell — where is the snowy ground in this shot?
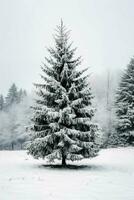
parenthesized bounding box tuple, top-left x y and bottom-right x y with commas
(0, 148, 134, 200)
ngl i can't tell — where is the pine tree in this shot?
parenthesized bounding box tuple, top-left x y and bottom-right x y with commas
(27, 21, 100, 165)
(0, 95, 4, 111)
(115, 57, 134, 146)
(5, 83, 18, 108)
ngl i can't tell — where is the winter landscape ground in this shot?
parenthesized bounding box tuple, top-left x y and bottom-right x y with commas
(0, 147, 134, 200)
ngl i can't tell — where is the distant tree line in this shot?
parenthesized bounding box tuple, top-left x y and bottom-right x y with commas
(0, 83, 31, 150)
(95, 57, 134, 148)
(0, 83, 27, 111)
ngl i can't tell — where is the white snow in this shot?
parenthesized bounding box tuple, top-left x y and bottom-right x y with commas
(0, 147, 134, 200)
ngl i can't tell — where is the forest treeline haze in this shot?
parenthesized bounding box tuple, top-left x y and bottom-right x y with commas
(0, 21, 134, 160)
(0, 83, 32, 150)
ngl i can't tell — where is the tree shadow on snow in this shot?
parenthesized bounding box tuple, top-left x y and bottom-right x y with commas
(38, 164, 104, 171)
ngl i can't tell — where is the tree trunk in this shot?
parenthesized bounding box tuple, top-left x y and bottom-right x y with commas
(62, 155, 66, 166)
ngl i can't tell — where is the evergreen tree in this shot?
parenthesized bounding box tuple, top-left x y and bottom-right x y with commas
(28, 21, 100, 165)
(0, 95, 4, 111)
(115, 57, 134, 146)
(5, 83, 18, 108)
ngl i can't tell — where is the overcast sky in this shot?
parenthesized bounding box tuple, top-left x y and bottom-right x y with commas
(0, 0, 134, 94)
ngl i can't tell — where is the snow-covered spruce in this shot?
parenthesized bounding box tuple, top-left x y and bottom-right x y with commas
(115, 57, 134, 146)
(27, 21, 100, 166)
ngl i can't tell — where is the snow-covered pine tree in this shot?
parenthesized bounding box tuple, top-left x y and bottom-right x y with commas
(115, 57, 134, 146)
(27, 21, 100, 166)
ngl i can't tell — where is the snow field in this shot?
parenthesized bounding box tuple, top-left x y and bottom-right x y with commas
(0, 147, 134, 200)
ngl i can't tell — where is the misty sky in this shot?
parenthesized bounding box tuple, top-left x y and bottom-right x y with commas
(0, 0, 134, 94)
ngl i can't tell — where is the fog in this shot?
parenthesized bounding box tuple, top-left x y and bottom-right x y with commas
(0, 0, 134, 94)
(0, 0, 134, 149)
